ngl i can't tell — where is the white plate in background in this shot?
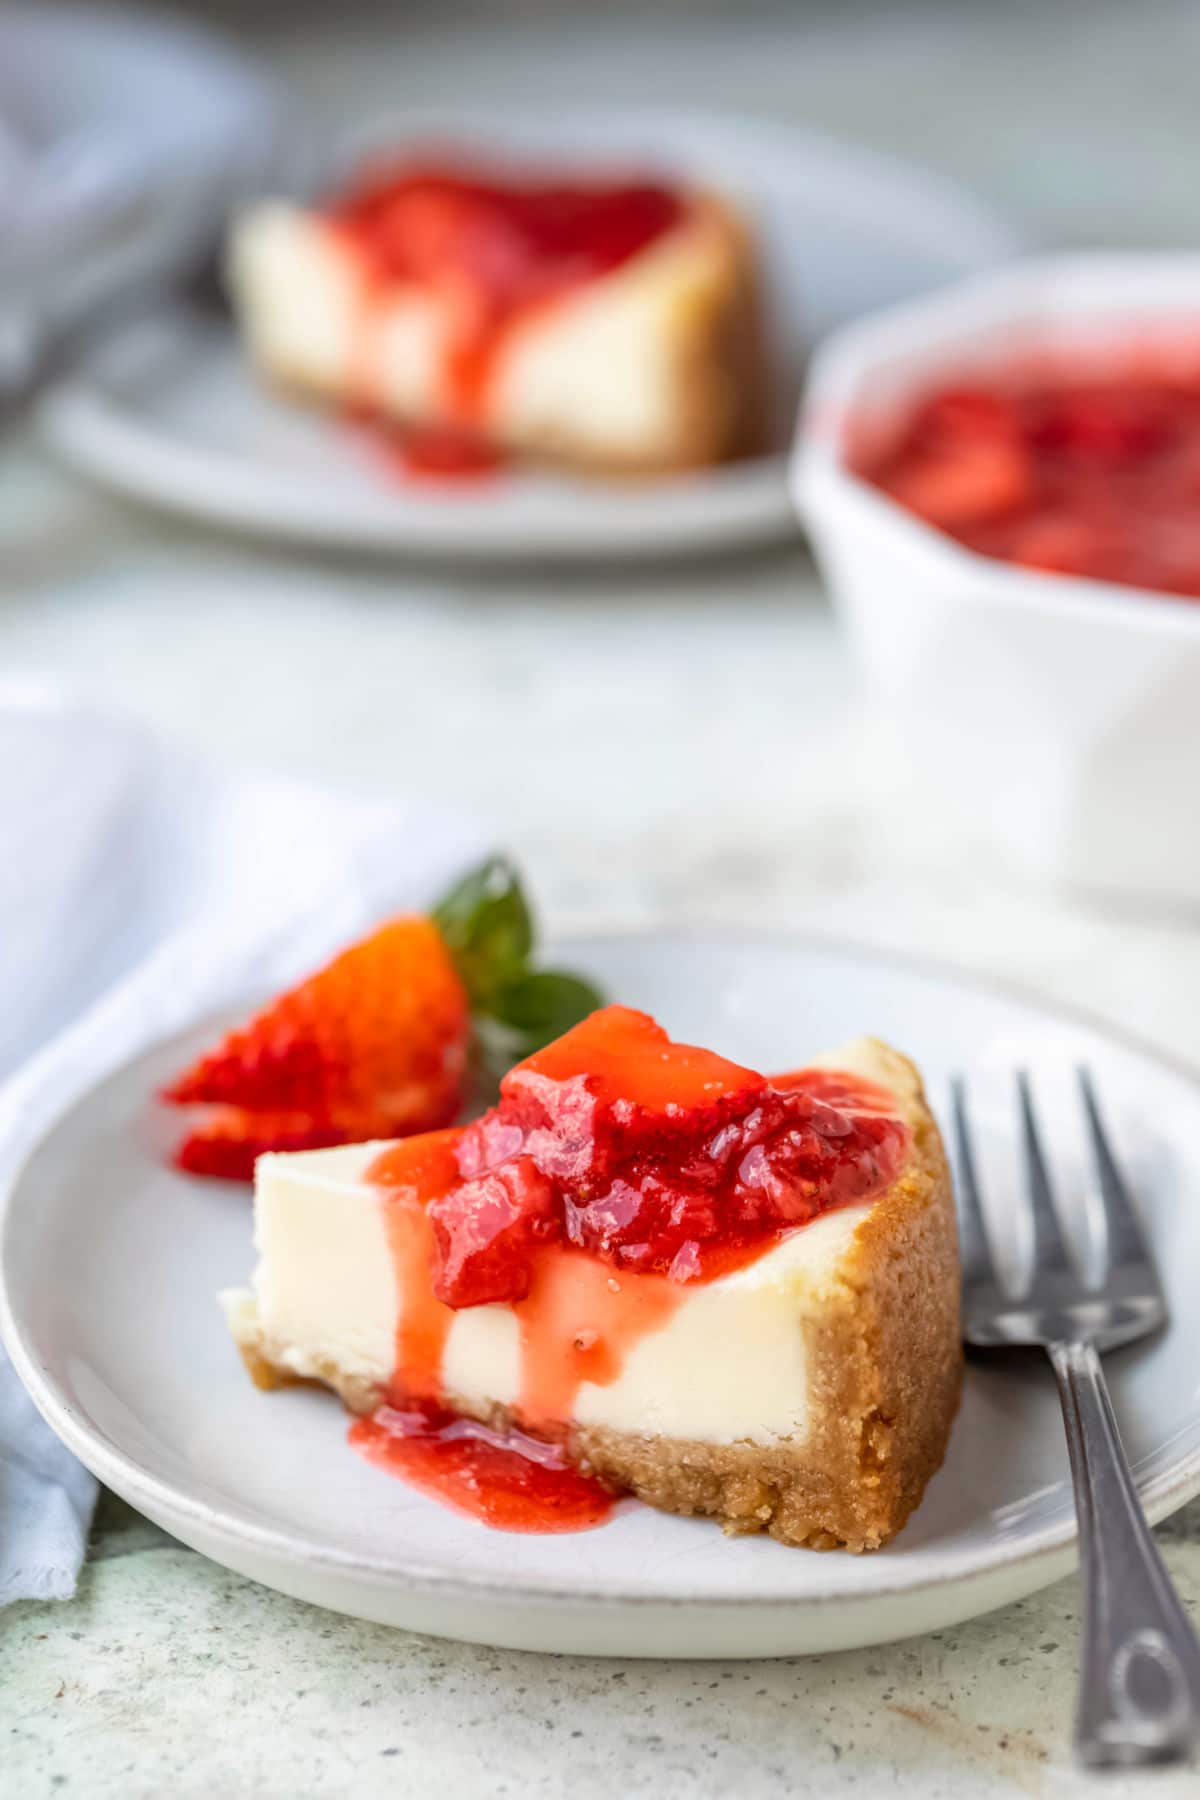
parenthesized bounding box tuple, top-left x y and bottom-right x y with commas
(3, 932, 1199, 1657)
(36, 108, 1020, 560)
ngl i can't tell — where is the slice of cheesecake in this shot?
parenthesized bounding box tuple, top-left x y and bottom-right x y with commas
(227, 163, 765, 475)
(224, 1007, 960, 1551)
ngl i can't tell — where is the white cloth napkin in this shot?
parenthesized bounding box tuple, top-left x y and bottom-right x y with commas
(0, 680, 485, 1603)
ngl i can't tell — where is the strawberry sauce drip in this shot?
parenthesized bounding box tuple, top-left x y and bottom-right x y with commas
(350, 1401, 614, 1533)
(375, 1130, 464, 1399)
(346, 406, 505, 483)
(381, 423, 504, 480)
(858, 354, 1200, 598)
(367, 1155, 691, 1431)
(326, 162, 684, 449)
(510, 1244, 683, 1430)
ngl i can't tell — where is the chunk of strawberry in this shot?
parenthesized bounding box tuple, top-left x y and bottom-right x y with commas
(497, 1005, 766, 1186)
(915, 386, 1022, 445)
(428, 1156, 558, 1307)
(885, 438, 1031, 528)
(563, 1171, 723, 1271)
(1029, 387, 1169, 464)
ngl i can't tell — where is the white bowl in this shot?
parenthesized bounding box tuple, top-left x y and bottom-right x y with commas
(792, 254, 1200, 905)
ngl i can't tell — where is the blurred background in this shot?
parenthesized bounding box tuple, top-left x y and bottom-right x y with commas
(66, 0, 1200, 249)
(6, 0, 1200, 1062)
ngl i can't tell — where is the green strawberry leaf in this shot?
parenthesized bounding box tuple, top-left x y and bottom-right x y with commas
(432, 857, 603, 1080)
(489, 968, 605, 1041)
(432, 855, 533, 1003)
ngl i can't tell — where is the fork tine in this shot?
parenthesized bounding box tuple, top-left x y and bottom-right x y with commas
(950, 1075, 996, 1287)
(1016, 1070, 1075, 1277)
(1077, 1067, 1156, 1274)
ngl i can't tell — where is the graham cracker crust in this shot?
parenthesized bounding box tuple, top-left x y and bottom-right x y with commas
(229, 1039, 961, 1554)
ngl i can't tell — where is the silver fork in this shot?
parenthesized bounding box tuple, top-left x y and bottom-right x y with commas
(953, 1068, 1200, 1767)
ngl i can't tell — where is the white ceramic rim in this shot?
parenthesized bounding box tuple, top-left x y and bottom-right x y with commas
(3, 926, 1200, 1613)
(791, 250, 1200, 639)
(34, 370, 791, 561)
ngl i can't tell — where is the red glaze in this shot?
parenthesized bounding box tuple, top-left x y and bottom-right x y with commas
(326, 162, 685, 438)
(350, 1401, 614, 1532)
(511, 1244, 684, 1430)
(859, 358, 1200, 598)
(373, 1129, 465, 1399)
(428, 1006, 909, 1307)
(353, 414, 505, 482)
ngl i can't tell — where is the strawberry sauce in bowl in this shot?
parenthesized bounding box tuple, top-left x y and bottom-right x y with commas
(793, 253, 1200, 903)
(857, 358, 1200, 600)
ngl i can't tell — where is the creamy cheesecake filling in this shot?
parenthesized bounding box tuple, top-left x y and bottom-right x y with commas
(225, 1145, 873, 1445)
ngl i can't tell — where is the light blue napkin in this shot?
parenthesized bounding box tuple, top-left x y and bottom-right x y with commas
(0, 1365, 97, 1601)
(0, 681, 482, 1603)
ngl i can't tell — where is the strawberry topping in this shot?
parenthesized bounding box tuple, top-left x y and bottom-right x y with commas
(425, 1006, 909, 1308)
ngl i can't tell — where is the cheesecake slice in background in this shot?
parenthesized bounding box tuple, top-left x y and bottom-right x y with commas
(227, 164, 765, 475)
(224, 1008, 960, 1551)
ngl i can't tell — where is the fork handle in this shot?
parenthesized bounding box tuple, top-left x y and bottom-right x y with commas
(1049, 1338, 1200, 1766)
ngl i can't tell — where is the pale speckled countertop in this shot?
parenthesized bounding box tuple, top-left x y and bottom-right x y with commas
(5, 1496, 1200, 1798)
(8, 2, 1200, 1794)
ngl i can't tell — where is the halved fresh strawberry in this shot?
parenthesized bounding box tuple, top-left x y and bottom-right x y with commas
(164, 916, 470, 1180)
(173, 1110, 359, 1183)
(164, 859, 604, 1183)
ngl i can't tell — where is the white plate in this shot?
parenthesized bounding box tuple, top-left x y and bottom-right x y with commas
(35, 108, 1019, 560)
(6, 932, 1198, 1658)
